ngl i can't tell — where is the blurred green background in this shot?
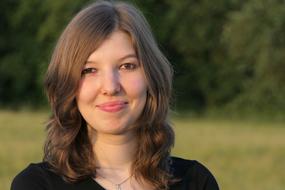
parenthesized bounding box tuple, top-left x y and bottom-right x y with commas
(0, 0, 284, 189)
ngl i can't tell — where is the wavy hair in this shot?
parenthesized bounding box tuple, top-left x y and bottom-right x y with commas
(44, 1, 174, 189)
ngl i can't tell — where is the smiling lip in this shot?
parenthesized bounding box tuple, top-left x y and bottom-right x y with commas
(96, 101, 128, 112)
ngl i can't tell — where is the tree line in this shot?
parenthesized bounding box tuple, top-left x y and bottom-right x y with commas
(1, 0, 284, 117)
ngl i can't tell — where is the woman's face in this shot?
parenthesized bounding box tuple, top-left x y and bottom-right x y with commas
(76, 30, 147, 135)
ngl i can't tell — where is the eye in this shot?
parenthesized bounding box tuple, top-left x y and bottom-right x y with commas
(81, 68, 97, 75)
(120, 63, 138, 71)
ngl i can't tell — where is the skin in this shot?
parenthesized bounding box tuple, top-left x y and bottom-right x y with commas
(76, 30, 150, 189)
(77, 30, 147, 136)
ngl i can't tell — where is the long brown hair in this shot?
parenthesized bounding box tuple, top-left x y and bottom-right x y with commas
(44, 1, 174, 189)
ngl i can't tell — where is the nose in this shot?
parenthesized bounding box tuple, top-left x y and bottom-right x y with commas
(100, 70, 121, 96)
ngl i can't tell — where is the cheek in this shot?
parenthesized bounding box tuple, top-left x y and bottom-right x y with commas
(124, 76, 147, 99)
(76, 79, 98, 103)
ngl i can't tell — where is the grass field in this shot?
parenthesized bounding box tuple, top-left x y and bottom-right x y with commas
(0, 110, 284, 190)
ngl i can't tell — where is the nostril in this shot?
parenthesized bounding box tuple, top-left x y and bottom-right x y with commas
(101, 81, 121, 96)
(100, 70, 121, 96)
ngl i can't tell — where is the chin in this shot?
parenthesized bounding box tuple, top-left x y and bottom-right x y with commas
(89, 123, 128, 134)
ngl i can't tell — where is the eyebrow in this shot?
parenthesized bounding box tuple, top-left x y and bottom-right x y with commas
(118, 53, 138, 61)
(85, 53, 138, 64)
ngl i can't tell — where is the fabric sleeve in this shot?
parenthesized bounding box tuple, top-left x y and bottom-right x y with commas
(11, 164, 50, 190)
(190, 161, 219, 190)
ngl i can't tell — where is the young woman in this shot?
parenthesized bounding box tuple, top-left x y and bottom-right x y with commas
(11, 1, 219, 189)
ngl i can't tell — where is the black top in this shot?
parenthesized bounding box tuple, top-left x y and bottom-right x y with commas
(11, 157, 219, 190)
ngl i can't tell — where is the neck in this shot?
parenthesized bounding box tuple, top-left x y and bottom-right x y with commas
(89, 127, 137, 170)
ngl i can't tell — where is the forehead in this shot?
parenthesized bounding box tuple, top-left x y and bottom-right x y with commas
(87, 30, 137, 62)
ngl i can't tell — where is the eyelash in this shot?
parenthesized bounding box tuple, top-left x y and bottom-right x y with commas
(81, 63, 138, 76)
(120, 63, 138, 70)
(81, 68, 97, 75)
